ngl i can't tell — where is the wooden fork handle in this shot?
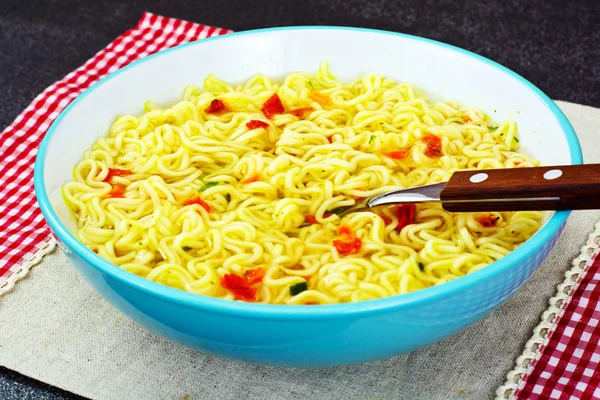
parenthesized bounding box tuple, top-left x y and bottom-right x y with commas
(440, 164, 600, 212)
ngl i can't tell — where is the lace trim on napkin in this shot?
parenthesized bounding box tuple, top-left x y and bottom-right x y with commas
(0, 238, 56, 295)
(496, 220, 600, 399)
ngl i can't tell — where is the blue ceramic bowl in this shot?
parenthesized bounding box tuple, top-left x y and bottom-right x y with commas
(34, 27, 581, 366)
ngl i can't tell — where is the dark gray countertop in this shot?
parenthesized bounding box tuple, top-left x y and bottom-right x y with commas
(1, 0, 598, 398)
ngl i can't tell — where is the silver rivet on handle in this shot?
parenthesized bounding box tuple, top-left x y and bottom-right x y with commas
(543, 169, 563, 180)
(470, 173, 488, 183)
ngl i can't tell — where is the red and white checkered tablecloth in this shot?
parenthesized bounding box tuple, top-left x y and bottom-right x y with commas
(514, 246, 600, 399)
(0, 12, 599, 399)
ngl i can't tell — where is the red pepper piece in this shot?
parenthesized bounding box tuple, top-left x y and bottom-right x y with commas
(379, 214, 392, 225)
(325, 135, 334, 143)
(333, 237, 362, 255)
(323, 212, 334, 218)
(205, 99, 227, 114)
(261, 94, 285, 119)
(184, 196, 211, 212)
(221, 274, 257, 301)
(421, 134, 443, 157)
(395, 204, 417, 231)
(477, 216, 500, 227)
(383, 151, 410, 160)
(244, 267, 266, 285)
(306, 301, 318, 305)
(109, 184, 125, 198)
(332, 225, 362, 255)
(305, 215, 318, 225)
(337, 225, 354, 240)
(240, 173, 260, 184)
(246, 120, 269, 129)
(287, 107, 314, 117)
(103, 168, 133, 182)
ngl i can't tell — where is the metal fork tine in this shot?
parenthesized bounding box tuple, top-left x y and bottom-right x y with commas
(337, 206, 371, 218)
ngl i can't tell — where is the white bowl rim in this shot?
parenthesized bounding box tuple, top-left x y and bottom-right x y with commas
(34, 26, 582, 320)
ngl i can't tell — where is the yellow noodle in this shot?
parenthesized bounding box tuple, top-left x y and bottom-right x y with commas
(63, 62, 544, 305)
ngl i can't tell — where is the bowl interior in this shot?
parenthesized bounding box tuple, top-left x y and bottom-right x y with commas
(37, 27, 580, 302)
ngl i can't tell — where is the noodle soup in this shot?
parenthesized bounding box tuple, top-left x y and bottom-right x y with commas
(63, 62, 543, 305)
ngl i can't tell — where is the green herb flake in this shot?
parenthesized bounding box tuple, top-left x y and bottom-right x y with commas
(200, 182, 219, 191)
(369, 135, 376, 144)
(290, 281, 308, 296)
(308, 81, 314, 89)
(489, 126, 499, 131)
(225, 194, 231, 202)
(182, 246, 192, 251)
(514, 136, 520, 142)
(418, 262, 425, 272)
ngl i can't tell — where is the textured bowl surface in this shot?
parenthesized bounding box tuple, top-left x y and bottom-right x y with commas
(34, 27, 581, 366)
